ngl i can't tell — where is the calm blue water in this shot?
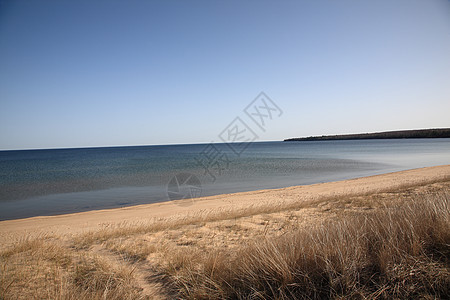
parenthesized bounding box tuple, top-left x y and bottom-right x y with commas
(0, 139, 449, 220)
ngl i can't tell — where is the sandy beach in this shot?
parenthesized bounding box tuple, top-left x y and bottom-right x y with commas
(1, 165, 450, 299)
(1, 165, 449, 245)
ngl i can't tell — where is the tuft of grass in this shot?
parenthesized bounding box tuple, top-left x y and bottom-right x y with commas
(104, 238, 161, 262)
(71, 254, 143, 299)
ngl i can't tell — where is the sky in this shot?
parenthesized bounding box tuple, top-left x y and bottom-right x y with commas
(0, 0, 449, 150)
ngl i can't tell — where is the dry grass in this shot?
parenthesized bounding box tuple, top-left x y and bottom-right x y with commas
(167, 191, 450, 299)
(0, 239, 145, 299)
(72, 176, 450, 250)
(1, 181, 449, 299)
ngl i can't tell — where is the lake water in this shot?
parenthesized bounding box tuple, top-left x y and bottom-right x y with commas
(0, 139, 449, 220)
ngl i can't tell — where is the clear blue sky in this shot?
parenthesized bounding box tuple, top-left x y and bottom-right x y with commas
(1, 0, 449, 150)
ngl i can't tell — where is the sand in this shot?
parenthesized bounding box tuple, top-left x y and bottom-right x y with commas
(1, 165, 449, 299)
(1, 165, 449, 246)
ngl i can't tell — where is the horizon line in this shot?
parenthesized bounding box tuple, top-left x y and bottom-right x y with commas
(1, 127, 449, 152)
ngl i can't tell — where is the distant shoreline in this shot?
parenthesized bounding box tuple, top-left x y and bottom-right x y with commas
(284, 128, 450, 141)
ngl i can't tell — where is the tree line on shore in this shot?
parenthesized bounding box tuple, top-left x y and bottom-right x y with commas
(284, 128, 450, 141)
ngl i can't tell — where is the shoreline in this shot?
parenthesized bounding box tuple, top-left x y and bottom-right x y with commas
(0, 165, 449, 244)
(1, 166, 449, 298)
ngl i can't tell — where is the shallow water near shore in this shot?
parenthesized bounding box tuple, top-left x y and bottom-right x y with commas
(0, 139, 449, 220)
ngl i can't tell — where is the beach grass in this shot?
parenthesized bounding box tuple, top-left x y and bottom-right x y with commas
(166, 191, 449, 299)
(1, 179, 449, 299)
